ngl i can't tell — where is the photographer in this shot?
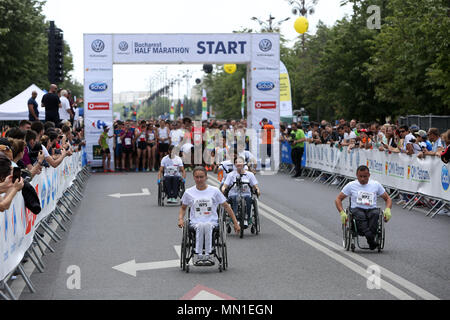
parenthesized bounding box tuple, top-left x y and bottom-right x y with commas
(0, 153, 24, 212)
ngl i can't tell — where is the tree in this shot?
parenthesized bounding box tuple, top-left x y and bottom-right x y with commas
(0, 0, 78, 104)
(366, 0, 450, 115)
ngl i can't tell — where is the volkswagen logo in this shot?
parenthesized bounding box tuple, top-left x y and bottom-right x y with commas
(91, 39, 105, 53)
(118, 41, 128, 51)
(259, 39, 272, 52)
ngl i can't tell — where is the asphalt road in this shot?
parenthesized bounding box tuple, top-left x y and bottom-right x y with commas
(16, 170, 450, 300)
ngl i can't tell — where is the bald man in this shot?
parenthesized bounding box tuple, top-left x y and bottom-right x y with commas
(28, 91, 39, 121)
(41, 84, 61, 125)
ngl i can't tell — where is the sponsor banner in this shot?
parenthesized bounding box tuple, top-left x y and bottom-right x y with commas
(1, 152, 83, 281)
(84, 116, 114, 167)
(305, 144, 450, 201)
(280, 61, 293, 117)
(87, 102, 111, 111)
(255, 101, 277, 109)
(84, 34, 113, 66)
(112, 34, 252, 64)
(84, 66, 113, 79)
(250, 34, 280, 69)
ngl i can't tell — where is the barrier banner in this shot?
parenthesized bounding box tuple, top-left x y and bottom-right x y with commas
(1, 152, 83, 281)
(305, 144, 450, 201)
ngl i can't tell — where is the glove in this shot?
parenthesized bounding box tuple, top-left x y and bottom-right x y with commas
(157, 179, 161, 184)
(340, 210, 347, 224)
(384, 208, 391, 222)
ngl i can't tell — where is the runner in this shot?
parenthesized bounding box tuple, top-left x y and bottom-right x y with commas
(135, 120, 148, 172)
(146, 122, 158, 172)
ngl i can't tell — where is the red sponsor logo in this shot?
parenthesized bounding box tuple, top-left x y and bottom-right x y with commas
(255, 101, 276, 109)
(87, 102, 110, 110)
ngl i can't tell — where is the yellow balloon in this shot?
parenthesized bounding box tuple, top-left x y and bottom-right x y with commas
(294, 16, 309, 34)
(224, 64, 237, 74)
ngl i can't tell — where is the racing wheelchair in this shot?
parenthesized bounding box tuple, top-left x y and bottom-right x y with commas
(157, 176, 185, 206)
(224, 176, 260, 238)
(342, 207, 385, 253)
(180, 207, 228, 273)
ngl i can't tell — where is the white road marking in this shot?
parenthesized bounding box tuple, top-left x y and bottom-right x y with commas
(108, 188, 151, 198)
(207, 175, 440, 300)
(112, 246, 181, 277)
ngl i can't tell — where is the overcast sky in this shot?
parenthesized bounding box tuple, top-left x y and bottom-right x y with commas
(42, 0, 352, 94)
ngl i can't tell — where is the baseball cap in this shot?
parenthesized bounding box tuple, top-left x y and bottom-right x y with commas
(410, 124, 420, 132)
(414, 130, 427, 138)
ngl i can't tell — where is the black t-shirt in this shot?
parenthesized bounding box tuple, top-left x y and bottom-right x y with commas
(41, 93, 60, 120)
(27, 97, 39, 121)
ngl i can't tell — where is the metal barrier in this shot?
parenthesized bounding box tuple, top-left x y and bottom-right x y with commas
(0, 164, 91, 300)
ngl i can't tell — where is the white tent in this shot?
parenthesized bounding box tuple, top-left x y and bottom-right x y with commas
(0, 84, 46, 120)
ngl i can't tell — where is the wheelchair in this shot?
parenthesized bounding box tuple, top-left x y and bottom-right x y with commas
(342, 207, 385, 253)
(225, 186, 260, 239)
(157, 176, 185, 206)
(180, 207, 228, 273)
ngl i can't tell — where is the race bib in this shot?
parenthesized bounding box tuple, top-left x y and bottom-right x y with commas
(117, 136, 122, 144)
(140, 133, 146, 142)
(124, 138, 132, 146)
(356, 191, 375, 206)
(148, 133, 154, 141)
(193, 199, 213, 218)
(165, 166, 178, 176)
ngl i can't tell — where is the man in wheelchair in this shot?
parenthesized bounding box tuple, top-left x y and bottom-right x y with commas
(221, 157, 260, 229)
(178, 166, 240, 266)
(158, 145, 186, 203)
(335, 165, 392, 250)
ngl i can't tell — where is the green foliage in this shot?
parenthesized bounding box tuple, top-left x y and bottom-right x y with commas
(0, 0, 77, 104)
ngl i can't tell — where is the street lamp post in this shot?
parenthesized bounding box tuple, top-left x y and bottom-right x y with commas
(287, 0, 318, 50)
(251, 14, 290, 32)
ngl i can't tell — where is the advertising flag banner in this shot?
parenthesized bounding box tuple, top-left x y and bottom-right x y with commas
(202, 89, 208, 121)
(280, 61, 293, 118)
(241, 78, 246, 119)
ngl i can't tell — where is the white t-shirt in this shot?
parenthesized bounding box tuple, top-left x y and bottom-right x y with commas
(158, 127, 169, 142)
(224, 171, 258, 197)
(42, 145, 50, 158)
(432, 137, 444, 152)
(161, 155, 183, 177)
(181, 185, 227, 224)
(181, 142, 193, 154)
(342, 180, 386, 209)
(402, 133, 416, 152)
(344, 131, 357, 142)
(59, 96, 71, 120)
(170, 129, 184, 147)
(219, 160, 235, 181)
(238, 150, 256, 165)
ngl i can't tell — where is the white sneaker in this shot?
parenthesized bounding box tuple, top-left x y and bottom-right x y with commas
(244, 220, 248, 229)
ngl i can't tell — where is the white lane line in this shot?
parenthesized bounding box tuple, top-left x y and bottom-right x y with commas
(207, 175, 440, 300)
(259, 207, 414, 300)
(258, 202, 440, 301)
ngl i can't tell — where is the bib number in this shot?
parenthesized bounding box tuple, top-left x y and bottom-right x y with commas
(124, 138, 132, 146)
(356, 191, 375, 206)
(193, 199, 213, 218)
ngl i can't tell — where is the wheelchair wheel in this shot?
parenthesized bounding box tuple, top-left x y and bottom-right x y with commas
(253, 198, 260, 235)
(342, 221, 350, 250)
(377, 213, 385, 252)
(179, 180, 185, 198)
(158, 183, 162, 206)
(180, 225, 188, 271)
(238, 198, 246, 239)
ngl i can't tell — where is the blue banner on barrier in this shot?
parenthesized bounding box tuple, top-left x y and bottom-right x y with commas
(281, 141, 292, 164)
(281, 141, 307, 166)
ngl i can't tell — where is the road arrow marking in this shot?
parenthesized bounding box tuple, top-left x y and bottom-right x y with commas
(108, 188, 151, 199)
(112, 246, 180, 277)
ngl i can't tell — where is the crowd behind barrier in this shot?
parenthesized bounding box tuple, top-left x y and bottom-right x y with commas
(0, 152, 86, 291)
